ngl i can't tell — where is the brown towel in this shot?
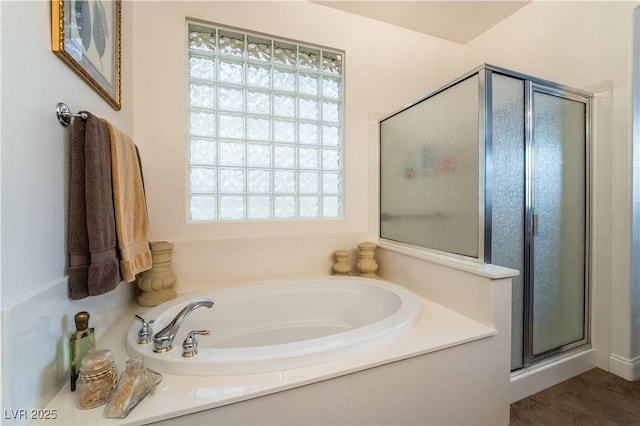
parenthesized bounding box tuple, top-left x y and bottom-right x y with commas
(68, 114, 121, 299)
(103, 120, 152, 282)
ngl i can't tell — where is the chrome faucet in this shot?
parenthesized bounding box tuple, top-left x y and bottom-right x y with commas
(152, 298, 214, 353)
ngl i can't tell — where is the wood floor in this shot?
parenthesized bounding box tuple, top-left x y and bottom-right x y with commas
(509, 368, 640, 425)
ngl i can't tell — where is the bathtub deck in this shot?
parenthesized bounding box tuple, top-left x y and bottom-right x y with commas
(42, 294, 496, 425)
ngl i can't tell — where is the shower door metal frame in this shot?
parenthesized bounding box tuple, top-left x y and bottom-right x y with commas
(378, 64, 592, 370)
(521, 81, 592, 368)
(483, 65, 592, 370)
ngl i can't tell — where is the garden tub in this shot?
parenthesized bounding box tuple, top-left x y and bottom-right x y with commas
(126, 276, 422, 375)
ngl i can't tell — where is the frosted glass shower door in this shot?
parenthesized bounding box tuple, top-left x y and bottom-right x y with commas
(530, 88, 587, 358)
(377, 65, 591, 371)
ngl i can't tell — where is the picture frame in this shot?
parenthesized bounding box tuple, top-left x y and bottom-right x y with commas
(51, 0, 121, 110)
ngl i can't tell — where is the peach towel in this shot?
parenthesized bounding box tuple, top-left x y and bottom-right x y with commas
(103, 120, 152, 282)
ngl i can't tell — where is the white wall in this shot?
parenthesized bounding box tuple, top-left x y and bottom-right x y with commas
(1, 0, 131, 306)
(0, 0, 135, 415)
(465, 1, 639, 379)
(131, 1, 465, 291)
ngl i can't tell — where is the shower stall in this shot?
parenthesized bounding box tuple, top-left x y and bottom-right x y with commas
(379, 64, 591, 371)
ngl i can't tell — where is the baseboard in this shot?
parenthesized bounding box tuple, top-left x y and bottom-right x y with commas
(609, 353, 640, 381)
(510, 348, 597, 403)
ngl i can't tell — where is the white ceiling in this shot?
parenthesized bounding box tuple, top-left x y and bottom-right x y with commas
(311, 1, 530, 44)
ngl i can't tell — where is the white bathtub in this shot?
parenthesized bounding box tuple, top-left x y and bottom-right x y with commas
(126, 276, 422, 375)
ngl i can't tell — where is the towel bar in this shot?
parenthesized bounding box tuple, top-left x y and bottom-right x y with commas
(56, 102, 89, 127)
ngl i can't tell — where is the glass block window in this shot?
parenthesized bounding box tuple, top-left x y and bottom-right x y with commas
(187, 22, 344, 221)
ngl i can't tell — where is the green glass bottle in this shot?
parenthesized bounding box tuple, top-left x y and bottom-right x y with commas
(69, 311, 96, 391)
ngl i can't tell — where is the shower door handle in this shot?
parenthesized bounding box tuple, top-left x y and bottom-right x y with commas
(531, 214, 539, 236)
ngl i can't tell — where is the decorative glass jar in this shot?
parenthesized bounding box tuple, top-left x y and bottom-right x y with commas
(76, 349, 117, 409)
(105, 357, 162, 418)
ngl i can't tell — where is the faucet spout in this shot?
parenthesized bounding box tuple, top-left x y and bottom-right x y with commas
(152, 298, 214, 353)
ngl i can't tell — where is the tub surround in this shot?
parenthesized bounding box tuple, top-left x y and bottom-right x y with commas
(374, 241, 595, 403)
(42, 294, 496, 425)
(40, 251, 515, 425)
(375, 240, 517, 326)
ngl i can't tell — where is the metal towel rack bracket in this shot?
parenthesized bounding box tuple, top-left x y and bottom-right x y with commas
(56, 102, 89, 127)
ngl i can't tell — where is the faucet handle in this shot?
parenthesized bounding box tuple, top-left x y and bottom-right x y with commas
(135, 315, 154, 345)
(182, 329, 210, 358)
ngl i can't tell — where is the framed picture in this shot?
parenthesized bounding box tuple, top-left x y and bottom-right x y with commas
(51, 0, 121, 110)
